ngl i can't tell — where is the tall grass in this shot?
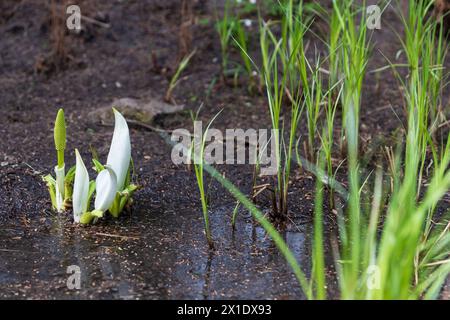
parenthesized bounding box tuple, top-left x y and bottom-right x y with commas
(329, 0, 450, 299)
(376, 140, 450, 299)
(173, 0, 450, 299)
(184, 126, 450, 299)
(365, 0, 450, 299)
(396, 0, 448, 197)
(258, 0, 312, 215)
(331, 0, 370, 297)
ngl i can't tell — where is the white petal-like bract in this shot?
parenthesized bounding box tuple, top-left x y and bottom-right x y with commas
(94, 166, 117, 212)
(106, 108, 131, 191)
(73, 150, 89, 223)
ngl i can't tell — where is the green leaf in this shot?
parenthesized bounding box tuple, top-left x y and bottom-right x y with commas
(92, 159, 105, 173)
(64, 165, 76, 201)
(43, 174, 57, 209)
(108, 193, 121, 218)
(123, 183, 139, 194)
(124, 159, 134, 188)
(65, 165, 76, 182)
(108, 183, 139, 218)
(80, 210, 103, 225)
(90, 209, 104, 218)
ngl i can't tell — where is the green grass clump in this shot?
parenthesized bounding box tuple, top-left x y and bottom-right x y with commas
(164, 0, 450, 299)
(256, 0, 312, 216)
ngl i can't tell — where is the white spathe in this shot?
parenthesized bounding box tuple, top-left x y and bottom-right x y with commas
(94, 166, 117, 212)
(54, 164, 65, 212)
(72, 150, 89, 223)
(106, 108, 131, 191)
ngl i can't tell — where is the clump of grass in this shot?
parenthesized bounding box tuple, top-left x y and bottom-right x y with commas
(189, 109, 222, 249)
(190, 121, 450, 299)
(328, 0, 450, 299)
(255, 0, 312, 216)
(237, 0, 449, 300)
(394, 0, 448, 197)
(162, 0, 450, 300)
(358, 0, 450, 298)
(372, 137, 450, 299)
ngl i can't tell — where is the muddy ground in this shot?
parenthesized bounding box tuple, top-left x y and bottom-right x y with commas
(0, 0, 448, 299)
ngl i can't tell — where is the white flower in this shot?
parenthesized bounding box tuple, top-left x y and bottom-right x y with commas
(249, 0, 256, 4)
(94, 166, 117, 212)
(72, 151, 117, 224)
(106, 108, 131, 191)
(72, 108, 133, 223)
(72, 150, 89, 223)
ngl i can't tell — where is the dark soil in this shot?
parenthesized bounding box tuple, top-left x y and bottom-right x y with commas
(0, 0, 448, 299)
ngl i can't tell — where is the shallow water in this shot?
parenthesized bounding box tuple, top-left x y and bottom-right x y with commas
(0, 203, 314, 299)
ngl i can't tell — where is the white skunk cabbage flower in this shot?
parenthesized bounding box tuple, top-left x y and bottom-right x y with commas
(73, 149, 117, 224)
(73, 149, 89, 223)
(106, 108, 131, 192)
(54, 164, 65, 212)
(94, 166, 117, 212)
(72, 108, 134, 222)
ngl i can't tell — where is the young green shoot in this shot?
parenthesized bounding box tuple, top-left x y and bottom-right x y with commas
(165, 50, 196, 102)
(43, 108, 75, 213)
(190, 110, 222, 248)
(54, 108, 66, 169)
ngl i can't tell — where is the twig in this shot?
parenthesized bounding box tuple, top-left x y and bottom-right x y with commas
(94, 232, 139, 240)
